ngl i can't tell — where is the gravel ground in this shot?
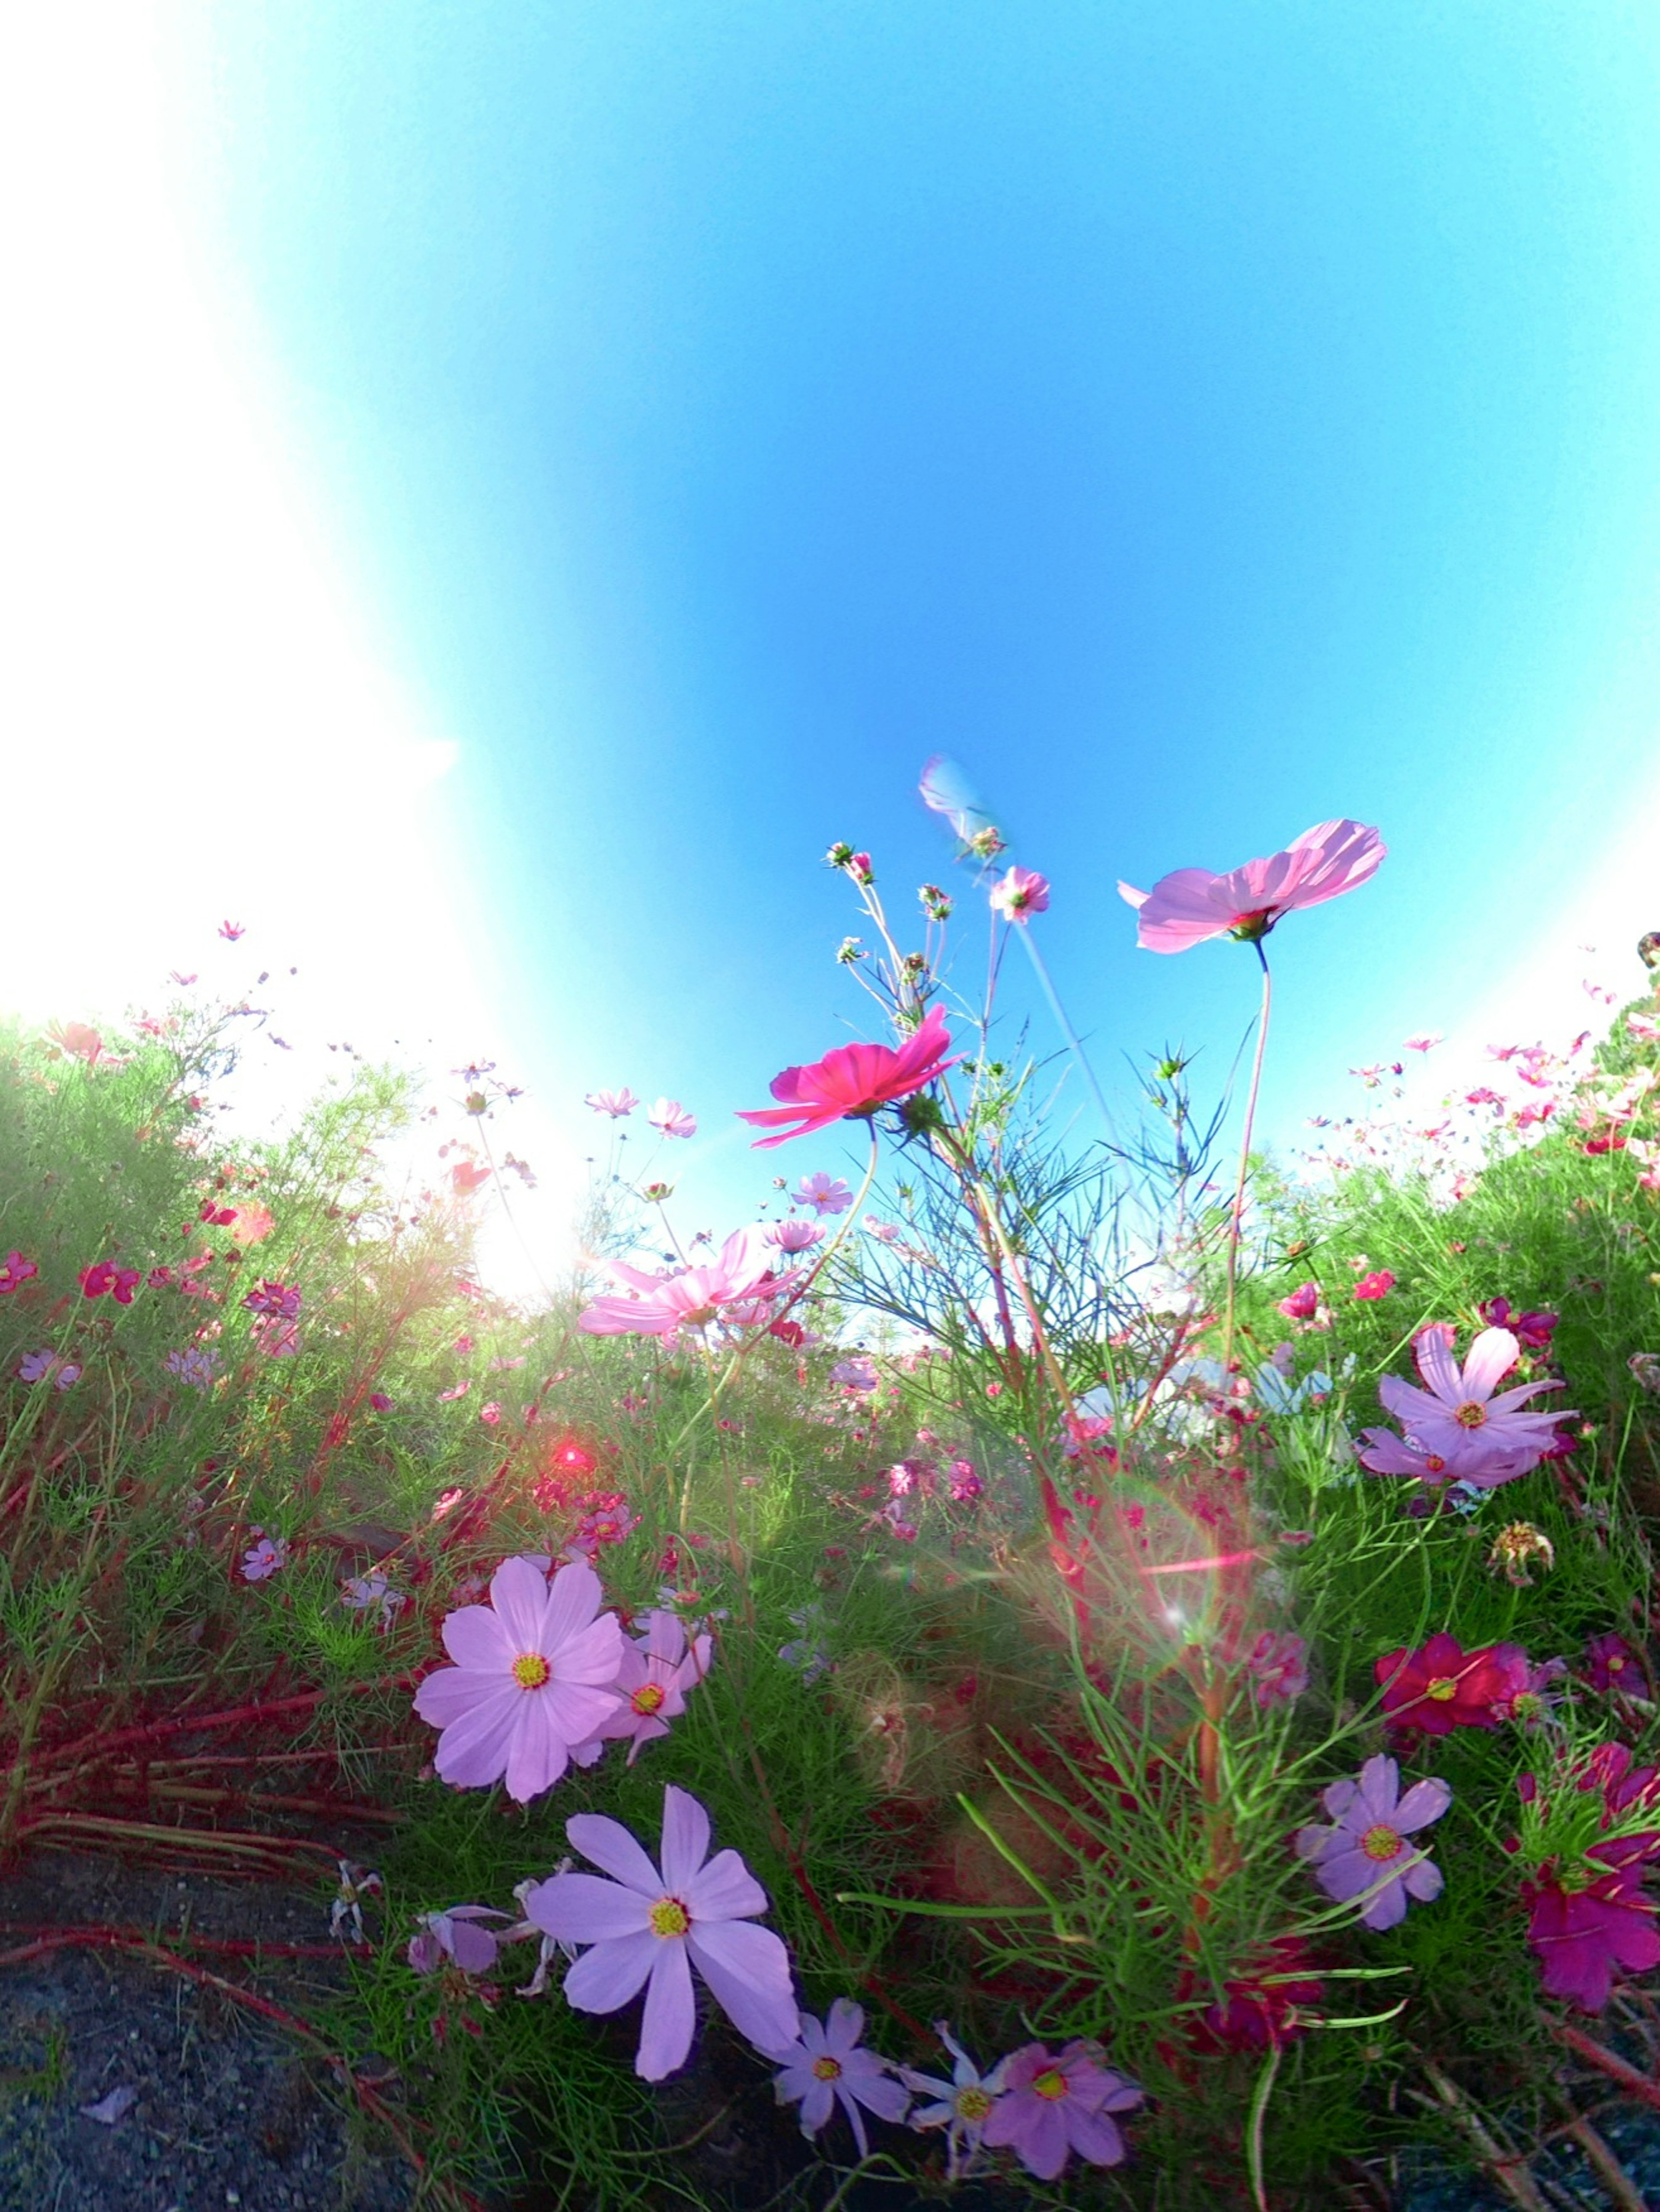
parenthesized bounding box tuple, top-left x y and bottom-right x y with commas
(0, 1853, 414, 2212)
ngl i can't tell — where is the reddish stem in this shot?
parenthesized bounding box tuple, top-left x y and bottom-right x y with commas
(1554, 2022, 1660, 2114)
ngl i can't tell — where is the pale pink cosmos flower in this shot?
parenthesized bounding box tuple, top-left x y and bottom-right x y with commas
(579, 1608, 713, 1765)
(769, 2001, 910, 2156)
(521, 1784, 798, 2079)
(900, 2025, 1009, 2181)
(648, 1098, 697, 1139)
(793, 1173, 853, 1216)
(242, 1534, 290, 1582)
(1379, 1326, 1572, 1469)
(578, 1230, 792, 1345)
(412, 1557, 624, 1804)
(1118, 819, 1385, 954)
(989, 866, 1050, 924)
(584, 1088, 639, 1118)
(763, 1218, 826, 1253)
(1404, 1033, 1443, 1053)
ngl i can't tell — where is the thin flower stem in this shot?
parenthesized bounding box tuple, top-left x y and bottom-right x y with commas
(1246, 2038, 1281, 2212)
(1221, 943, 1273, 1375)
(1012, 923, 1119, 1144)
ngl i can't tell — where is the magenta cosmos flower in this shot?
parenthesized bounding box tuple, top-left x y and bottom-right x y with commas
(980, 2040, 1143, 2180)
(736, 1005, 960, 1148)
(1356, 1427, 1538, 1493)
(578, 1229, 790, 1344)
(1297, 1755, 1451, 1930)
(769, 2000, 910, 2156)
(989, 866, 1050, 924)
(521, 1784, 798, 2079)
(1118, 818, 1385, 954)
(1379, 1325, 1571, 1473)
(582, 1608, 713, 1766)
(412, 1557, 624, 1804)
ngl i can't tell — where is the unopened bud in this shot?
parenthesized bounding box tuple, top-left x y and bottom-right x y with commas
(836, 937, 868, 965)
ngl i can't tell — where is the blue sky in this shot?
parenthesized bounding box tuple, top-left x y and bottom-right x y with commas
(11, 4, 1660, 1271)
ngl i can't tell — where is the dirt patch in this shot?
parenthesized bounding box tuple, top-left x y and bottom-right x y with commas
(0, 1851, 414, 2212)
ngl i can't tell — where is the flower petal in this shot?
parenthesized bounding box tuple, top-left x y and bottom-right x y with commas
(522, 1872, 651, 1944)
(489, 1556, 553, 1649)
(659, 1784, 712, 1892)
(1394, 1777, 1453, 1833)
(566, 1812, 663, 1895)
(539, 1557, 603, 1652)
(635, 1941, 696, 2080)
(440, 1606, 515, 1671)
(686, 1847, 768, 1925)
(428, 1688, 523, 1786)
(1460, 1327, 1520, 1400)
(563, 1929, 658, 2014)
(686, 1918, 799, 2054)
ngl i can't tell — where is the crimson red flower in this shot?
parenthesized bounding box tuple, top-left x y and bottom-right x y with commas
(1352, 1270, 1395, 1302)
(736, 1005, 960, 1148)
(1375, 1632, 1528, 1737)
(80, 1260, 141, 1305)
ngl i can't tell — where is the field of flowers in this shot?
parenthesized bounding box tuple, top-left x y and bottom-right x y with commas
(4, 785, 1660, 2211)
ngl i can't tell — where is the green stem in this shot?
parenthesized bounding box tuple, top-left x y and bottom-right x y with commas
(1221, 942, 1273, 1375)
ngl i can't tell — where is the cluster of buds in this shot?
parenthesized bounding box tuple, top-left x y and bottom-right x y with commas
(825, 843, 875, 886)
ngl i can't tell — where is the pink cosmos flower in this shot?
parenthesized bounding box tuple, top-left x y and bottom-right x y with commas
(791, 1173, 851, 1216)
(521, 1784, 799, 2079)
(1296, 1755, 1451, 1931)
(219, 920, 245, 940)
(0, 1252, 38, 1294)
(1584, 1632, 1643, 1693)
(763, 1218, 826, 1253)
(1276, 1282, 1321, 1321)
(1356, 1428, 1536, 1493)
(412, 1557, 624, 1803)
(648, 1098, 697, 1139)
(578, 1230, 791, 1345)
(1404, 1033, 1443, 1052)
(1375, 1634, 1528, 1737)
(769, 2000, 910, 2157)
(1379, 1326, 1571, 1467)
(580, 1608, 712, 1765)
(989, 866, 1050, 924)
(900, 2026, 1008, 2182)
(1246, 1630, 1309, 1708)
(737, 1005, 960, 1148)
(1477, 1298, 1557, 1350)
(1352, 1270, 1395, 1302)
(242, 1534, 290, 1582)
(980, 2040, 1143, 2180)
(1525, 1844, 1660, 2011)
(80, 1261, 141, 1304)
(830, 1355, 878, 1390)
(1118, 819, 1385, 954)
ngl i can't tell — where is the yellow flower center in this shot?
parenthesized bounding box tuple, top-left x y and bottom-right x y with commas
(956, 2085, 993, 2122)
(1361, 1823, 1402, 1862)
(632, 1682, 667, 1715)
(1032, 2067, 1069, 2102)
(1608, 1653, 1628, 1672)
(1425, 1677, 1457, 1701)
(811, 2055, 843, 2081)
(511, 1652, 551, 1690)
(1454, 1401, 1487, 1429)
(648, 1896, 690, 1939)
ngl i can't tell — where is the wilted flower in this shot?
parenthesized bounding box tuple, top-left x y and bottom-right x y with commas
(1297, 1755, 1451, 1931)
(165, 1346, 220, 1391)
(1488, 1522, 1555, 1587)
(900, 2025, 1007, 2180)
(407, 1905, 514, 1977)
(522, 1784, 799, 2079)
(769, 2001, 910, 2158)
(1118, 818, 1385, 954)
